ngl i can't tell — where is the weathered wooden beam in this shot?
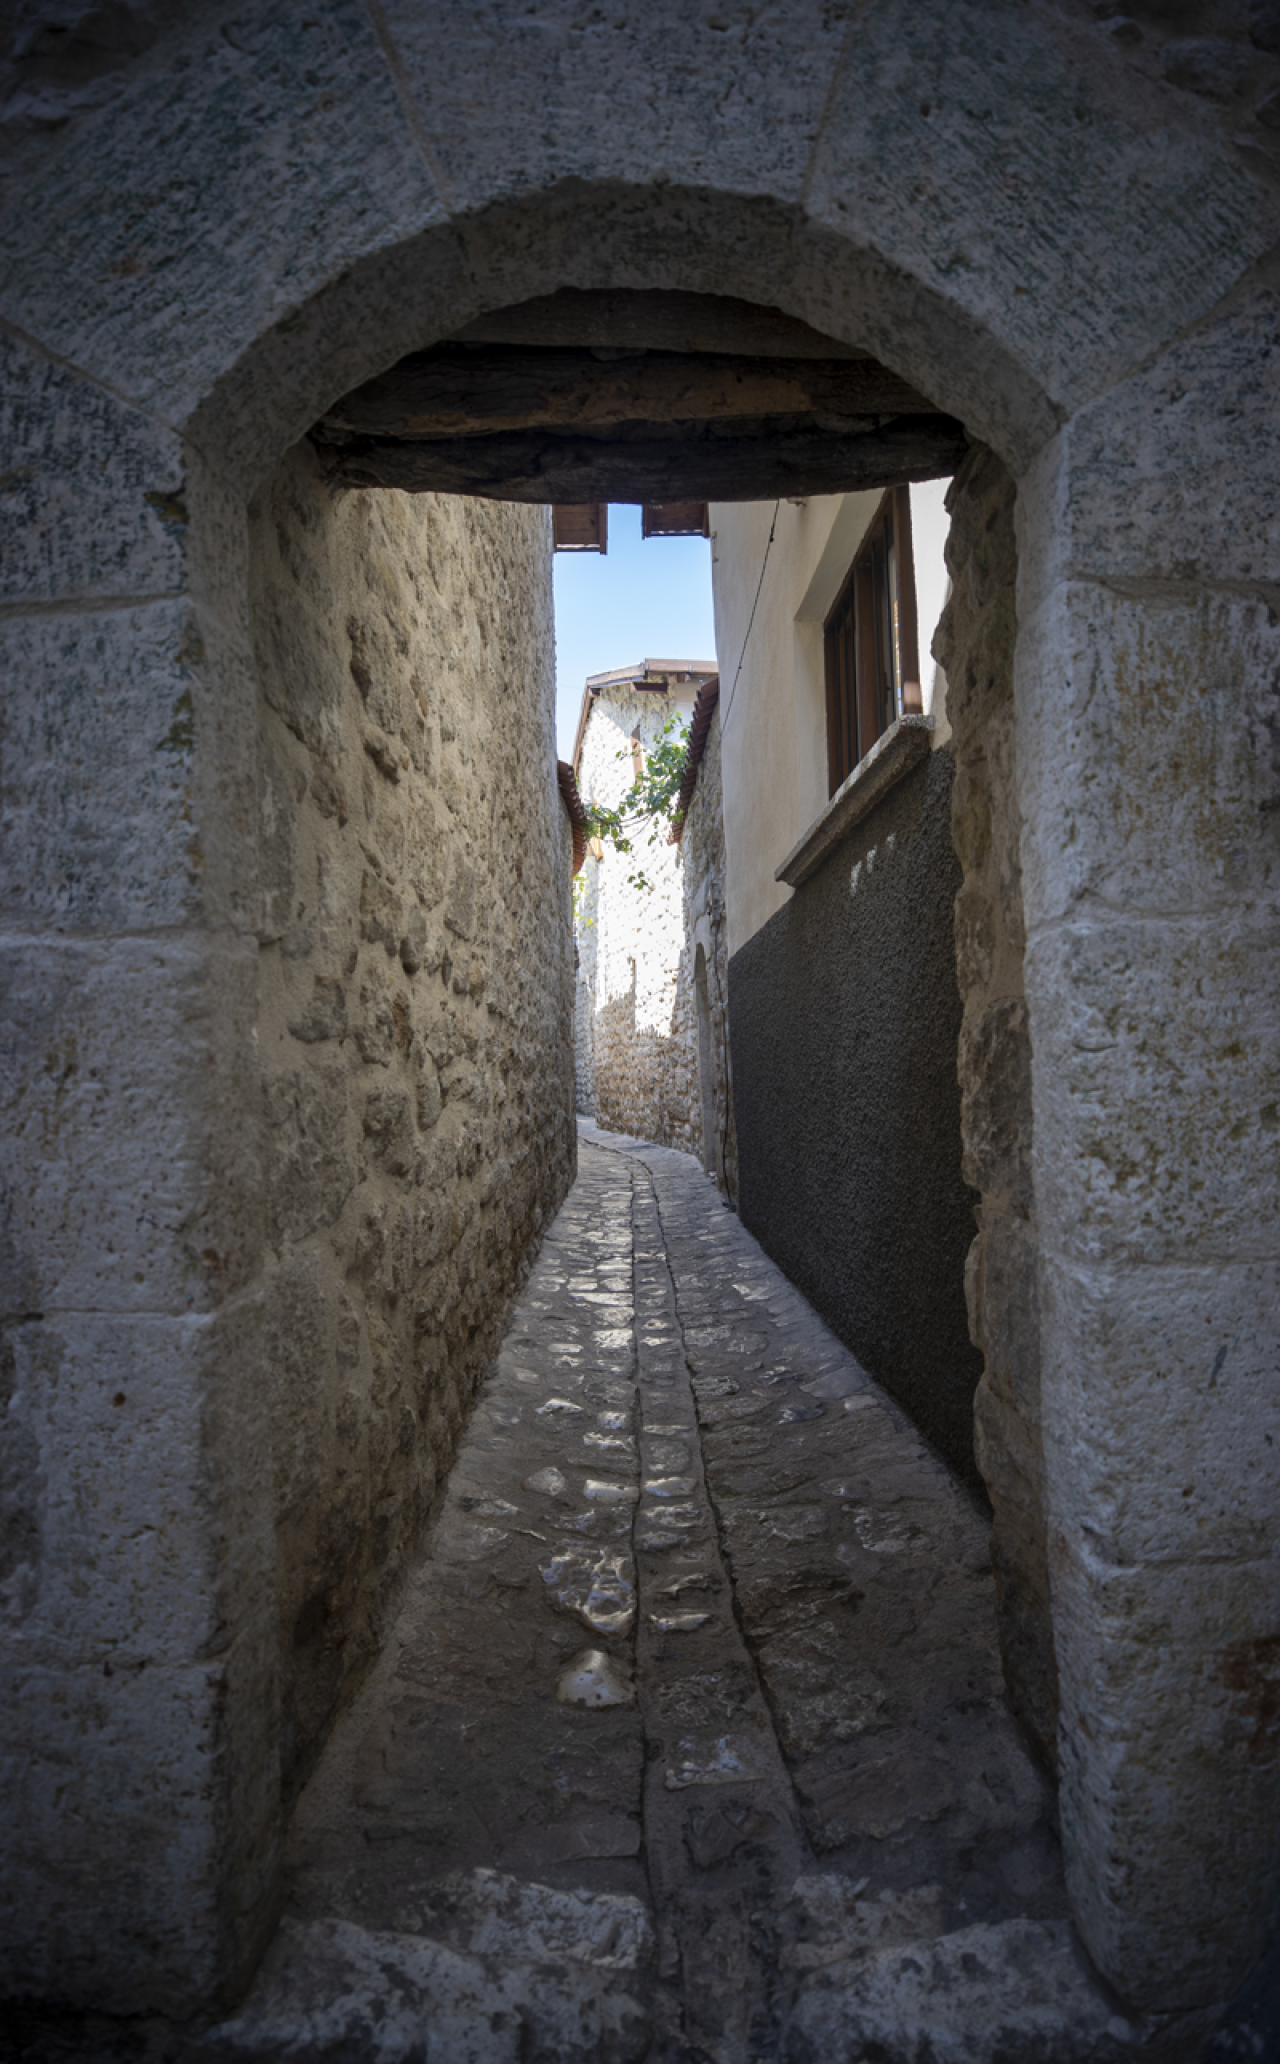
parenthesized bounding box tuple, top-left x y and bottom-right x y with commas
(312, 414, 969, 505)
(317, 343, 938, 442)
(449, 288, 871, 360)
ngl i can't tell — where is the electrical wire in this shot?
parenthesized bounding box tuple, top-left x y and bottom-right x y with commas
(717, 499, 780, 741)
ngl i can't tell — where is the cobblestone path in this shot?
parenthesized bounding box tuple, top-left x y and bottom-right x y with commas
(211, 1130, 1173, 2063)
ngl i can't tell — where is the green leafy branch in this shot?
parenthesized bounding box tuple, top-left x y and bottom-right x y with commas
(583, 712, 690, 892)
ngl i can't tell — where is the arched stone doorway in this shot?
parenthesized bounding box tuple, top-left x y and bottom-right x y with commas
(2, 0, 1277, 2021)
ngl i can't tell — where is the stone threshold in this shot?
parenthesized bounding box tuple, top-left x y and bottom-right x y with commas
(775, 713, 934, 889)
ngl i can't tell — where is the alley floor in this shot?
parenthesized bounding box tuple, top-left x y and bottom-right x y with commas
(203, 1129, 1184, 2062)
(200, 1131, 1189, 2064)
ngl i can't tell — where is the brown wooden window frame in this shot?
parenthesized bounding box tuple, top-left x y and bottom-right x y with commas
(822, 485, 923, 799)
(552, 503, 608, 553)
(641, 502, 710, 538)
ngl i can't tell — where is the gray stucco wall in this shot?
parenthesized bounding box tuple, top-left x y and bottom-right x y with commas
(728, 746, 983, 1493)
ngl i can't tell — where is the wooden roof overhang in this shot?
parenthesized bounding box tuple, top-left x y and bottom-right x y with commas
(556, 760, 588, 877)
(310, 290, 968, 504)
(669, 677, 722, 843)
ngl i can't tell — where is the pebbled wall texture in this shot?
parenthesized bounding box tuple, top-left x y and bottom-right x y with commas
(0, 0, 1278, 2025)
(729, 746, 983, 1494)
(250, 445, 575, 1803)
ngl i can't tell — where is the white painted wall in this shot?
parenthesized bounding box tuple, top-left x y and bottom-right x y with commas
(710, 484, 953, 958)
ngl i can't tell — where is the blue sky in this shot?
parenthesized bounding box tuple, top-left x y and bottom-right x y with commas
(553, 505, 718, 758)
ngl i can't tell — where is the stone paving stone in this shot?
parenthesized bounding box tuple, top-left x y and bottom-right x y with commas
(201, 1126, 1191, 2062)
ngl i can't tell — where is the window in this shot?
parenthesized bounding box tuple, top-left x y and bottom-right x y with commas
(641, 502, 710, 538)
(823, 485, 922, 797)
(553, 503, 608, 552)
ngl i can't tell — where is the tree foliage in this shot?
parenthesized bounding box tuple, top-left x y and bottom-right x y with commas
(583, 711, 690, 892)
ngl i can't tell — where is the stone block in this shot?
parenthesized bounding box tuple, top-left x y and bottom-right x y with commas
(957, 997, 1033, 1211)
(1161, 36, 1252, 100)
(806, 1, 1268, 421)
(9, 1301, 271, 1659)
(254, 584, 349, 764)
(0, 1328, 40, 1626)
(380, 0, 852, 213)
(976, 1208, 1041, 1428)
(265, 1062, 355, 1247)
(287, 975, 349, 1046)
(346, 612, 409, 739)
(0, 1607, 281, 2014)
(1051, 1539, 1280, 2006)
(974, 1374, 1041, 1525)
(0, 935, 262, 1315)
(1, 601, 210, 932)
(1041, 1254, 1280, 1570)
(416, 1057, 444, 1132)
(986, 1484, 1059, 1777)
(354, 966, 405, 1066)
(1016, 585, 1280, 927)
(257, 736, 303, 944)
(1018, 288, 1280, 607)
(445, 852, 477, 941)
(0, 329, 186, 604)
(0, 2, 442, 424)
(785, 1916, 1141, 2061)
(265, 1253, 332, 1521)
(359, 868, 403, 955)
(1026, 915, 1280, 1266)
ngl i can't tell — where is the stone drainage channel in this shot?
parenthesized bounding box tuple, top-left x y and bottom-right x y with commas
(204, 1128, 1194, 2064)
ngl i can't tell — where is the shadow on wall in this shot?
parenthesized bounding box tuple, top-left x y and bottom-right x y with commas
(590, 958, 696, 1151)
(250, 443, 577, 1804)
(730, 747, 984, 1497)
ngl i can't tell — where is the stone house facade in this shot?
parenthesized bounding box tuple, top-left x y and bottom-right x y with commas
(571, 661, 713, 1153)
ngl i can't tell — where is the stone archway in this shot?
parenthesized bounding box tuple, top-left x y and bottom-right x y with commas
(2, 0, 1277, 2021)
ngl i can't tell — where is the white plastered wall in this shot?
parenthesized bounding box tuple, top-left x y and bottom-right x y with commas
(712, 483, 952, 959)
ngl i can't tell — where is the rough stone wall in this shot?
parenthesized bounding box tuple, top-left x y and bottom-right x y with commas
(576, 688, 697, 1150)
(676, 707, 738, 1200)
(572, 923, 595, 1115)
(250, 444, 575, 1798)
(934, 445, 1054, 1768)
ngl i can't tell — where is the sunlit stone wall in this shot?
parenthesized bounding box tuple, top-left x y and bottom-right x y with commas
(250, 445, 576, 1800)
(576, 686, 698, 1152)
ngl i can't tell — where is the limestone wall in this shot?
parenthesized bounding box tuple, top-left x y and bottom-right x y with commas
(677, 707, 738, 1200)
(935, 446, 1053, 1765)
(575, 687, 698, 1151)
(572, 924, 595, 1115)
(250, 445, 575, 1797)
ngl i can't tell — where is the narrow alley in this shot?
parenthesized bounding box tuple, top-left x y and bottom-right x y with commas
(206, 1129, 1156, 2064)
